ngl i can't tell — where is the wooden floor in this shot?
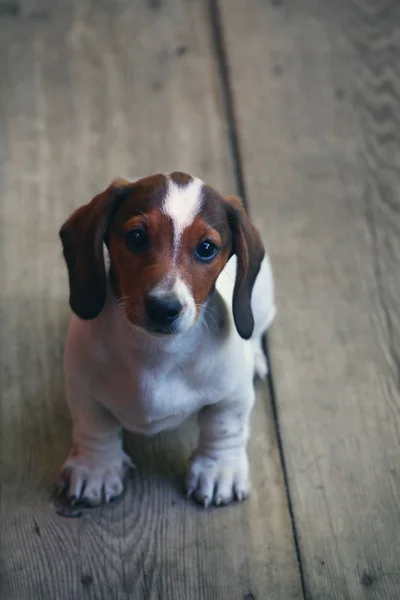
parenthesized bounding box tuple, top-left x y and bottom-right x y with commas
(1, 0, 400, 598)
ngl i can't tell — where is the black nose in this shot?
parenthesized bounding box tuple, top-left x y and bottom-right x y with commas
(145, 295, 183, 326)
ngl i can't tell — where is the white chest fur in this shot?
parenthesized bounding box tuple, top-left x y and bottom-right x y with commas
(98, 332, 245, 435)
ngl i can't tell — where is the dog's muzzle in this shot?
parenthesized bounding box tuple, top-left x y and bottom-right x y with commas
(145, 294, 183, 334)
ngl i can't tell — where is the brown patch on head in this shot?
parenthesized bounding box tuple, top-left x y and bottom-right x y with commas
(108, 202, 174, 325)
(59, 174, 168, 320)
(173, 183, 265, 338)
(170, 171, 192, 187)
(110, 174, 167, 217)
(178, 185, 233, 310)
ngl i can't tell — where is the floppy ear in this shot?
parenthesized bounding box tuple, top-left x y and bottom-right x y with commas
(225, 195, 265, 340)
(59, 178, 131, 320)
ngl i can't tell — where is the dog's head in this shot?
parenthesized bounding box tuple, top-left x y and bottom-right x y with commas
(60, 173, 264, 339)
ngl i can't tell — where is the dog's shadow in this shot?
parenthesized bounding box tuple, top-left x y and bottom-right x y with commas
(1, 296, 72, 493)
(123, 417, 198, 495)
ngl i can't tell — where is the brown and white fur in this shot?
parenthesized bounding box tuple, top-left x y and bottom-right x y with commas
(59, 172, 275, 508)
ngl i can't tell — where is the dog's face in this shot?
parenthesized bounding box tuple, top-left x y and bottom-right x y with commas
(107, 173, 233, 335)
(60, 172, 264, 339)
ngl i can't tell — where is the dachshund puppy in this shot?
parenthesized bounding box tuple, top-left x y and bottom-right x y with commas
(59, 172, 275, 507)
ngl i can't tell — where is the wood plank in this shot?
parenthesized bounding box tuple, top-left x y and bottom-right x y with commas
(0, 1, 50, 19)
(219, 0, 400, 598)
(0, 2, 19, 15)
(0, 2, 302, 598)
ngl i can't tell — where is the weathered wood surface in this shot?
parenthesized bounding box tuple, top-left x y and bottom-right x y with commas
(220, 0, 400, 598)
(0, 1, 302, 599)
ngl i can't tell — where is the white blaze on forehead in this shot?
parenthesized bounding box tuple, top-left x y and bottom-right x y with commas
(157, 175, 203, 329)
(162, 176, 204, 250)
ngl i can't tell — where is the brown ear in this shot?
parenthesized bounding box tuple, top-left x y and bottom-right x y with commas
(225, 195, 265, 340)
(59, 179, 131, 319)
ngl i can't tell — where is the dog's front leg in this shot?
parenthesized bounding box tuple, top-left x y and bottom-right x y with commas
(60, 382, 130, 506)
(186, 386, 255, 507)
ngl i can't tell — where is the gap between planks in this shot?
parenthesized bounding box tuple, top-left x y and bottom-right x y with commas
(208, 0, 307, 597)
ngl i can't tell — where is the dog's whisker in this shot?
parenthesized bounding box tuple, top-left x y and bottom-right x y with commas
(203, 306, 220, 323)
(196, 303, 219, 333)
(196, 309, 214, 337)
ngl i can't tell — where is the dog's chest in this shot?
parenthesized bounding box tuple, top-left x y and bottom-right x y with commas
(98, 353, 229, 435)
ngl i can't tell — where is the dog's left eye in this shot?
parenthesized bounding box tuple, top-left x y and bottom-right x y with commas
(125, 228, 149, 253)
(195, 240, 219, 262)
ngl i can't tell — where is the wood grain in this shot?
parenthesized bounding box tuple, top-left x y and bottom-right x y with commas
(219, 0, 400, 598)
(0, 1, 302, 598)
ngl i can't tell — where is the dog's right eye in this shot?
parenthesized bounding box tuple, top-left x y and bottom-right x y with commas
(125, 228, 149, 253)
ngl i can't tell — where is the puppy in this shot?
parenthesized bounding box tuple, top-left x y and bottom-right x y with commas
(59, 172, 275, 507)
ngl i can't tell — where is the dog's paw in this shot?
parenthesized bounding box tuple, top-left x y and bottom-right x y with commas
(185, 452, 250, 507)
(59, 451, 132, 507)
